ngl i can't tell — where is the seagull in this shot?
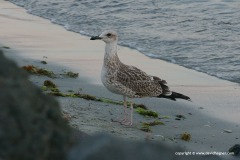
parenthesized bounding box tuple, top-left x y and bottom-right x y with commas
(90, 30, 190, 126)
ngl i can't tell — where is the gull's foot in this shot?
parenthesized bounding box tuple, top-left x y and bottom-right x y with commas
(111, 118, 127, 124)
(120, 121, 132, 127)
(111, 118, 132, 127)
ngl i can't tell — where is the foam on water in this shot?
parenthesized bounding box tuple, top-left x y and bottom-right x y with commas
(9, 0, 240, 83)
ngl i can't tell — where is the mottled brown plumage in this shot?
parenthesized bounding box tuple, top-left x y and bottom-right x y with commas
(90, 30, 190, 126)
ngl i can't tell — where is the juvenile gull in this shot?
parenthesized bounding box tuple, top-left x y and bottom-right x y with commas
(90, 31, 190, 126)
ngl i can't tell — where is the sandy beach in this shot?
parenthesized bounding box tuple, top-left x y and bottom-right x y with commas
(1, 1, 240, 159)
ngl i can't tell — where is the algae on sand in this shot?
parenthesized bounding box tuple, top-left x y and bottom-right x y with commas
(44, 80, 57, 88)
(180, 132, 191, 141)
(47, 92, 97, 101)
(140, 120, 164, 132)
(66, 71, 79, 78)
(140, 124, 151, 132)
(48, 91, 148, 109)
(61, 71, 79, 78)
(142, 120, 164, 126)
(22, 65, 56, 78)
(42, 80, 59, 92)
(136, 107, 158, 118)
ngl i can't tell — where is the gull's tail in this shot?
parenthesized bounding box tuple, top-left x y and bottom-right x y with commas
(153, 76, 191, 101)
(157, 91, 191, 101)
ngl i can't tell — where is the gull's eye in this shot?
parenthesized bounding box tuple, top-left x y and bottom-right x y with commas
(106, 33, 112, 37)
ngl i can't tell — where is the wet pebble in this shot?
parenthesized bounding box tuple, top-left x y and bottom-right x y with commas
(223, 129, 232, 133)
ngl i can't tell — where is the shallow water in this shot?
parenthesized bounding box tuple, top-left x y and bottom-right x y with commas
(9, 0, 240, 83)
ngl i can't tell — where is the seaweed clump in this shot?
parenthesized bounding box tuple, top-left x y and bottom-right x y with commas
(74, 93, 97, 100)
(22, 65, 55, 78)
(42, 80, 59, 92)
(67, 71, 78, 78)
(175, 114, 186, 120)
(136, 107, 158, 118)
(48, 92, 97, 101)
(140, 120, 164, 132)
(133, 103, 147, 110)
(44, 80, 56, 88)
(61, 71, 79, 78)
(140, 124, 151, 132)
(48, 92, 66, 97)
(98, 98, 148, 109)
(47, 91, 148, 110)
(142, 120, 164, 126)
(180, 132, 191, 141)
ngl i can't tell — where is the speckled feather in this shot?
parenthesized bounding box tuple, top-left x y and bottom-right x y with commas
(102, 50, 171, 98)
(91, 31, 190, 126)
(90, 31, 191, 101)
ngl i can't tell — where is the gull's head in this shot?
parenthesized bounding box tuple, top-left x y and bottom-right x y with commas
(90, 30, 118, 43)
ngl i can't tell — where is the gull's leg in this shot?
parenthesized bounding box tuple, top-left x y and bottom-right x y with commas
(121, 99, 133, 127)
(122, 96, 127, 122)
(130, 101, 133, 126)
(113, 96, 128, 123)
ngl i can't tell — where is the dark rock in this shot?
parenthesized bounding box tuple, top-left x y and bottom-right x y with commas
(72, 128, 89, 142)
(68, 134, 222, 160)
(0, 50, 73, 160)
(41, 60, 47, 64)
(175, 114, 186, 120)
(229, 144, 240, 156)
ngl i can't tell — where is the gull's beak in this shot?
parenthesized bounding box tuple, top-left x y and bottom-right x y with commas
(90, 36, 102, 40)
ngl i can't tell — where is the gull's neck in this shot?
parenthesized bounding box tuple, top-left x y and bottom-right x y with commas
(103, 41, 121, 68)
(105, 41, 117, 57)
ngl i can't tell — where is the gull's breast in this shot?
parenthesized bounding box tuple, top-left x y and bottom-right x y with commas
(101, 65, 108, 87)
(101, 65, 123, 95)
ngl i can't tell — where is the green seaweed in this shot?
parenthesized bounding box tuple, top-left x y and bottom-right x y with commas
(48, 92, 66, 97)
(87, 97, 147, 109)
(50, 88, 60, 92)
(41, 86, 48, 91)
(42, 80, 59, 92)
(142, 120, 164, 126)
(67, 71, 79, 78)
(47, 92, 97, 101)
(96, 97, 123, 105)
(140, 120, 164, 132)
(93, 97, 147, 109)
(136, 107, 158, 118)
(37, 69, 55, 78)
(73, 93, 97, 100)
(22, 65, 56, 78)
(61, 71, 79, 78)
(133, 103, 147, 110)
(140, 124, 151, 132)
(160, 116, 170, 119)
(47, 90, 149, 111)
(44, 80, 56, 88)
(180, 132, 191, 141)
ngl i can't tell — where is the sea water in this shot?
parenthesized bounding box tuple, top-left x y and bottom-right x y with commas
(9, 0, 240, 83)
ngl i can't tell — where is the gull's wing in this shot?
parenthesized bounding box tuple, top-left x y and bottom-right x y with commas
(115, 64, 171, 97)
(117, 64, 152, 81)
